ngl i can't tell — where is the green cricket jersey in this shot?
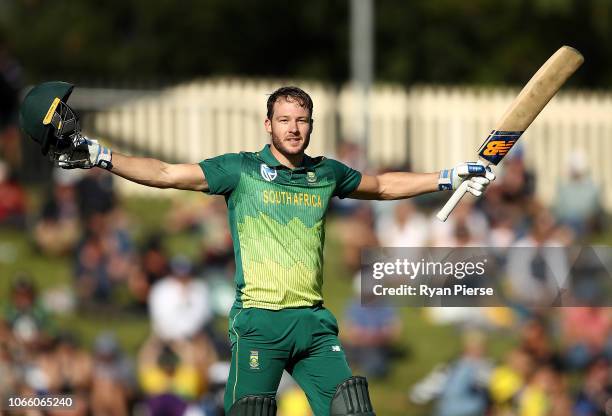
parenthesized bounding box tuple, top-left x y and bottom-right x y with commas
(199, 144, 361, 310)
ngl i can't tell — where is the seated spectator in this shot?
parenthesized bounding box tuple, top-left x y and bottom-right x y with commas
(512, 363, 572, 416)
(53, 332, 93, 394)
(434, 331, 492, 416)
(521, 318, 556, 365)
(149, 256, 212, 342)
(487, 215, 517, 248)
(3, 274, 55, 350)
(22, 334, 61, 394)
(561, 307, 612, 370)
(488, 348, 534, 414)
(329, 141, 364, 216)
(481, 148, 536, 231)
(39, 332, 93, 416)
(375, 199, 429, 247)
(76, 168, 116, 220)
(74, 230, 112, 305)
(128, 233, 170, 311)
(0, 160, 26, 228)
(74, 212, 134, 307)
(574, 357, 612, 416)
(506, 211, 570, 306)
(341, 292, 401, 378)
(429, 200, 489, 247)
(34, 168, 81, 256)
(517, 365, 556, 416)
(165, 193, 210, 234)
(138, 339, 205, 415)
(335, 203, 378, 273)
(0, 38, 22, 169)
(146, 255, 219, 407)
(198, 198, 234, 269)
(165, 195, 234, 272)
(548, 366, 573, 416)
(409, 363, 451, 406)
(497, 150, 536, 213)
(90, 332, 135, 416)
(553, 151, 603, 238)
(138, 337, 219, 416)
(0, 341, 18, 395)
(451, 219, 481, 247)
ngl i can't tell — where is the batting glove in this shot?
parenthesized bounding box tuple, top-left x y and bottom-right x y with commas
(57, 136, 113, 170)
(438, 162, 495, 196)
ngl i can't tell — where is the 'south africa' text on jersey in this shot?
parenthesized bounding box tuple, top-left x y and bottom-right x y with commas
(262, 190, 323, 207)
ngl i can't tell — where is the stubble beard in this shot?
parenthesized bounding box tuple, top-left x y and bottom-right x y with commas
(271, 132, 310, 157)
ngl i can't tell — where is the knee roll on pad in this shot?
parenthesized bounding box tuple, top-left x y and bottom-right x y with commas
(228, 395, 277, 416)
(330, 376, 376, 415)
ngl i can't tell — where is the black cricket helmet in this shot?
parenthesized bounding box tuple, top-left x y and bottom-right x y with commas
(19, 81, 78, 155)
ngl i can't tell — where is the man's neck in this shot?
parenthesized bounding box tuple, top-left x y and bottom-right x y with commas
(270, 144, 304, 169)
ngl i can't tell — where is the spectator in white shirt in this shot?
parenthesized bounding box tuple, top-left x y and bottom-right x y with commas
(376, 200, 429, 247)
(149, 256, 212, 341)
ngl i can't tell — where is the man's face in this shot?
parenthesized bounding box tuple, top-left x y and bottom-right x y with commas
(265, 97, 312, 156)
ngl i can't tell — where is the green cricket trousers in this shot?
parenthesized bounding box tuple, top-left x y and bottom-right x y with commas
(224, 304, 353, 415)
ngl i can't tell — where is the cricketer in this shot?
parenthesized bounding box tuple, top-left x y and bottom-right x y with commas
(19, 82, 495, 416)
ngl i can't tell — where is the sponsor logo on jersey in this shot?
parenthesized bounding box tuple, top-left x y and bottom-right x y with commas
(260, 164, 278, 182)
(249, 350, 260, 369)
(263, 190, 323, 208)
(331, 345, 341, 352)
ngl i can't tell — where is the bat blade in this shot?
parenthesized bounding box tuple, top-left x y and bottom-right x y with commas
(436, 46, 584, 222)
(477, 46, 584, 166)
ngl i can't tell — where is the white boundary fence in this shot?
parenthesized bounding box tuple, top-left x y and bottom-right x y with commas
(78, 79, 612, 211)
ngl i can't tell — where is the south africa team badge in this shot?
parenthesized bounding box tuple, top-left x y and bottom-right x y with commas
(260, 164, 277, 182)
(249, 350, 260, 370)
(307, 171, 317, 184)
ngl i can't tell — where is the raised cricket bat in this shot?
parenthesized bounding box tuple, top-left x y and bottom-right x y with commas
(436, 46, 584, 222)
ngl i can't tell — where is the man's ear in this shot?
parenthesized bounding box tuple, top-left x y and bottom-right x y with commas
(265, 118, 272, 134)
(309, 118, 314, 134)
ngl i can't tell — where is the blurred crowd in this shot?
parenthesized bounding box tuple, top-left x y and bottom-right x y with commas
(2, 136, 609, 415)
(408, 310, 612, 416)
(333, 143, 611, 416)
(0, 165, 235, 415)
(0, 65, 610, 416)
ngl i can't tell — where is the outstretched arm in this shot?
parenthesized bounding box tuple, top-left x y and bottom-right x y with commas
(110, 153, 208, 192)
(348, 163, 495, 201)
(348, 172, 439, 200)
(58, 137, 208, 192)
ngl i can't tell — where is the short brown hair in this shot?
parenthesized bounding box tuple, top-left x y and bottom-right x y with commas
(266, 86, 313, 120)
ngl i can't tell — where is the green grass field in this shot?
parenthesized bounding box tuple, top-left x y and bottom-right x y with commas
(3, 195, 609, 415)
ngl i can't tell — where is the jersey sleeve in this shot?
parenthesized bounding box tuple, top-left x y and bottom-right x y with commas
(198, 153, 242, 195)
(328, 159, 362, 198)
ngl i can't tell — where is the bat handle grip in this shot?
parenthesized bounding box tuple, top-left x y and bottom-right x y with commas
(436, 180, 470, 222)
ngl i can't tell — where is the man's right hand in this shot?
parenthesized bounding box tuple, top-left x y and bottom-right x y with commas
(438, 162, 495, 196)
(57, 136, 113, 170)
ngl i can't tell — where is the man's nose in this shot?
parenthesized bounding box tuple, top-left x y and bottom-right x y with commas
(288, 120, 299, 132)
